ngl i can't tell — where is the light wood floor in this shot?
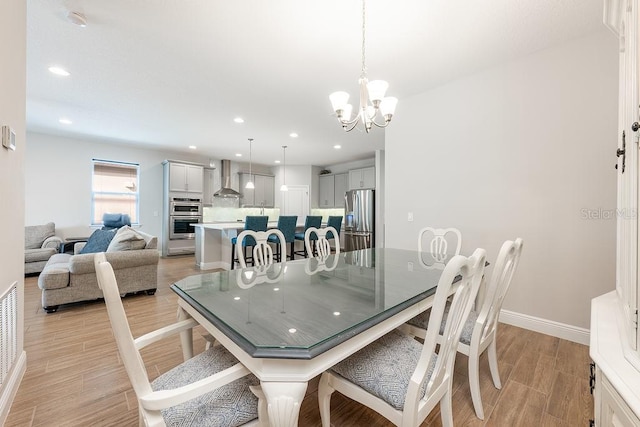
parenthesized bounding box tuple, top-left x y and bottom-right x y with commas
(7, 255, 593, 426)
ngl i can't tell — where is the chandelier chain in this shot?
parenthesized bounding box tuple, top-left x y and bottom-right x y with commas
(361, 0, 367, 78)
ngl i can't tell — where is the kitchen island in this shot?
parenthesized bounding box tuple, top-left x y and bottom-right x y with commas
(193, 222, 245, 270)
(193, 221, 306, 270)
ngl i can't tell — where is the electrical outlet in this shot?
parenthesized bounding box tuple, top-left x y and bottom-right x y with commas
(408, 212, 413, 222)
(153, 211, 159, 217)
(407, 261, 413, 271)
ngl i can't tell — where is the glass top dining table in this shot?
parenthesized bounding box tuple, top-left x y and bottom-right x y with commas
(171, 247, 454, 360)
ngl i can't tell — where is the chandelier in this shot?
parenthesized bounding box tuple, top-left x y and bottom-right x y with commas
(329, 0, 398, 133)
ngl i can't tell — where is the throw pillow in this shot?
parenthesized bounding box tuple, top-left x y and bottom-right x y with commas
(106, 225, 147, 252)
(79, 228, 117, 254)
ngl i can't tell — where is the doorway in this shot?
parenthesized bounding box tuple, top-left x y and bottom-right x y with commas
(281, 185, 309, 219)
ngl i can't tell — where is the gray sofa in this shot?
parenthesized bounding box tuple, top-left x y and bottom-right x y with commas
(37, 229, 159, 313)
(25, 222, 64, 274)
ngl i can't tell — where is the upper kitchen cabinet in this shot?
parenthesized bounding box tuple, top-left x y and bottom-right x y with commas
(239, 173, 275, 207)
(334, 173, 348, 206)
(319, 173, 348, 208)
(167, 162, 204, 193)
(202, 167, 216, 206)
(348, 167, 375, 190)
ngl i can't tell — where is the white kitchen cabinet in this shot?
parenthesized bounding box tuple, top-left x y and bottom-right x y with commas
(348, 167, 375, 190)
(239, 173, 274, 207)
(256, 175, 275, 207)
(319, 175, 334, 208)
(168, 162, 203, 193)
(334, 173, 348, 207)
(202, 167, 216, 206)
(319, 173, 348, 208)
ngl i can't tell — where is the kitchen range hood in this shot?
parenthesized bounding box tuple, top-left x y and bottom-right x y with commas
(213, 159, 241, 198)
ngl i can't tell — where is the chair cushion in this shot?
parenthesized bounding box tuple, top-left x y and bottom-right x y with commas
(408, 303, 479, 345)
(151, 346, 259, 427)
(25, 247, 57, 263)
(38, 254, 71, 290)
(329, 329, 437, 411)
(106, 226, 147, 252)
(25, 222, 55, 249)
(80, 229, 118, 254)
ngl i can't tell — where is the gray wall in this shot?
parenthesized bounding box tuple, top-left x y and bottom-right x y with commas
(25, 133, 216, 240)
(385, 30, 618, 329)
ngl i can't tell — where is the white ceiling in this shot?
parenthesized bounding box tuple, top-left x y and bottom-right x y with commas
(26, 0, 605, 166)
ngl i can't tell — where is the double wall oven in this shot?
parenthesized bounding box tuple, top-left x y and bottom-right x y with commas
(169, 197, 202, 240)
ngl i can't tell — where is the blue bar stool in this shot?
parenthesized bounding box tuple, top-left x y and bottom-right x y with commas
(267, 215, 298, 261)
(326, 215, 343, 252)
(230, 215, 268, 269)
(294, 216, 322, 258)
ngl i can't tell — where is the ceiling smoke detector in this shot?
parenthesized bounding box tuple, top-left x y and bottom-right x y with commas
(67, 11, 87, 27)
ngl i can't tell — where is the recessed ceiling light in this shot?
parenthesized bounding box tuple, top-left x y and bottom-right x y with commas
(288, 328, 297, 334)
(289, 132, 298, 138)
(235, 153, 242, 157)
(189, 145, 197, 150)
(59, 118, 72, 125)
(334, 145, 341, 149)
(274, 160, 281, 164)
(234, 117, 244, 124)
(48, 66, 70, 77)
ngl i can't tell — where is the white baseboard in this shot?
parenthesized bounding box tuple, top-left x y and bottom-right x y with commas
(0, 350, 27, 425)
(499, 309, 590, 345)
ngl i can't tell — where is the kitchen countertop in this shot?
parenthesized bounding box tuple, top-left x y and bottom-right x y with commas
(192, 221, 307, 230)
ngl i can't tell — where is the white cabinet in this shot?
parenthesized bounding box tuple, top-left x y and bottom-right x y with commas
(348, 167, 375, 190)
(202, 167, 216, 206)
(319, 175, 334, 208)
(334, 173, 348, 207)
(599, 370, 640, 427)
(239, 173, 274, 207)
(319, 173, 348, 208)
(168, 162, 203, 193)
(591, 2, 640, 426)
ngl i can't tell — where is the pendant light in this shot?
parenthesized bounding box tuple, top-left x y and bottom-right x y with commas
(280, 145, 288, 192)
(245, 138, 255, 189)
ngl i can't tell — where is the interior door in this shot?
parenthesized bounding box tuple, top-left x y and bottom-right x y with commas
(282, 185, 309, 220)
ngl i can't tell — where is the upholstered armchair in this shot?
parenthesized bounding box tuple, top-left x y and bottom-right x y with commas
(25, 222, 63, 274)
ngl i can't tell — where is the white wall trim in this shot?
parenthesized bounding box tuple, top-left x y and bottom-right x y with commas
(0, 350, 26, 425)
(499, 309, 590, 345)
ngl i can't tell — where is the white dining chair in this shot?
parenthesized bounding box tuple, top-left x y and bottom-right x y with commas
(236, 229, 286, 269)
(304, 226, 340, 259)
(418, 227, 462, 265)
(93, 252, 267, 427)
(404, 238, 524, 420)
(318, 248, 487, 427)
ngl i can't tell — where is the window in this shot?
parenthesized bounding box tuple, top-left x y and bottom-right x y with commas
(91, 159, 139, 225)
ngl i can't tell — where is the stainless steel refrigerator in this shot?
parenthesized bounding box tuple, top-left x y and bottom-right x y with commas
(344, 189, 375, 251)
